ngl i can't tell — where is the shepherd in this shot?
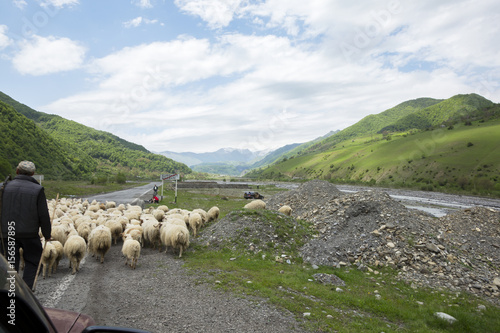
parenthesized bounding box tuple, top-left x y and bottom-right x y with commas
(0, 161, 52, 290)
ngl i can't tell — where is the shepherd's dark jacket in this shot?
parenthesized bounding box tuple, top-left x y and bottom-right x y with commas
(1, 175, 51, 239)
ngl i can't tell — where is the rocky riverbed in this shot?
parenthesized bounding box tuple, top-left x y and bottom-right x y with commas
(261, 180, 500, 305)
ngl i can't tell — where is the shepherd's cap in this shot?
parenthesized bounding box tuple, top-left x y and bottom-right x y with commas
(17, 160, 36, 174)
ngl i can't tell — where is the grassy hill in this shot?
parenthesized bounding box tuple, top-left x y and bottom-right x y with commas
(302, 97, 443, 153)
(0, 92, 191, 180)
(247, 94, 500, 196)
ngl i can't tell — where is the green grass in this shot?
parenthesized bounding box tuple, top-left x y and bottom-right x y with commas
(150, 185, 288, 218)
(184, 244, 500, 332)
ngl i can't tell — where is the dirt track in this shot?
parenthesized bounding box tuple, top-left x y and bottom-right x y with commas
(34, 240, 306, 332)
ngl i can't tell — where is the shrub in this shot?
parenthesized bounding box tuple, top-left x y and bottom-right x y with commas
(467, 142, 474, 147)
(115, 172, 127, 184)
(457, 176, 469, 189)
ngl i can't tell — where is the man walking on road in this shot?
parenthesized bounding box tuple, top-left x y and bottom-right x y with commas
(0, 161, 52, 290)
(153, 184, 158, 196)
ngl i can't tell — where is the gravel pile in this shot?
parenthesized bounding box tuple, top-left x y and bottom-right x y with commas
(197, 210, 311, 261)
(243, 180, 499, 304)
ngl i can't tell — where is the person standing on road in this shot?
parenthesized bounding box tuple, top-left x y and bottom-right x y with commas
(153, 184, 158, 196)
(0, 161, 51, 290)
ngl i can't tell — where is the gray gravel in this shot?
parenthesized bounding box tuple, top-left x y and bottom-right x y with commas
(35, 237, 308, 333)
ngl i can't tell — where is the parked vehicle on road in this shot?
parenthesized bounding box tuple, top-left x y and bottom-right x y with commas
(244, 191, 264, 199)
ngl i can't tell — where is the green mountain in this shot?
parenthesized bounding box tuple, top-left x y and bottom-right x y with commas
(248, 143, 301, 169)
(305, 97, 442, 153)
(0, 92, 191, 180)
(247, 94, 500, 196)
(379, 93, 495, 133)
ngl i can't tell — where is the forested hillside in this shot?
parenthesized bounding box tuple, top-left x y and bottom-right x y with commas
(0, 100, 86, 179)
(0, 92, 191, 180)
(379, 94, 495, 133)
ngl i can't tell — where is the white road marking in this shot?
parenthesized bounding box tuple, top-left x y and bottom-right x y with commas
(43, 256, 87, 308)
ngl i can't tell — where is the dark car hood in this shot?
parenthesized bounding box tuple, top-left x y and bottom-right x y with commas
(45, 307, 96, 333)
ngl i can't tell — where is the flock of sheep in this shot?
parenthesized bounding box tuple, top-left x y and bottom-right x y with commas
(35, 195, 292, 279)
(38, 197, 220, 277)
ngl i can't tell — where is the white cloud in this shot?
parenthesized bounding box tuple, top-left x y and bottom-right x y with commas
(133, 0, 152, 9)
(0, 25, 12, 49)
(13, 0, 28, 9)
(123, 16, 159, 28)
(42, 30, 478, 153)
(124, 17, 143, 28)
(39, 0, 79, 8)
(175, 0, 245, 29)
(12, 35, 86, 75)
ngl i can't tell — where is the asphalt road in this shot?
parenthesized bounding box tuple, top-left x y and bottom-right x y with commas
(82, 182, 160, 206)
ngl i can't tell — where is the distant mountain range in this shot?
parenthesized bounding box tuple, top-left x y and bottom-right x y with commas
(159, 145, 303, 176)
(159, 148, 267, 167)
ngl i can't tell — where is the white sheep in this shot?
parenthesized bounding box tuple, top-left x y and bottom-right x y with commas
(41, 241, 57, 279)
(51, 223, 77, 246)
(115, 215, 129, 231)
(278, 205, 292, 216)
(160, 223, 190, 258)
(244, 199, 266, 210)
(122, 224, 143, 245)
(188, 212, 202, 238)
(122, 235, 141, 269)
(105, 201, 116, 209)
(87, 204, 100, 213)
(51, 240, 64, 274)
(88, 225, 112, 264)
(74, 215, 92, 229)
(207, 206, 220, 222)
(124, 210, 141, 221)
(63, 235, 87, 274)
(104, 219, 123, 245)
(164, 217, 187, 228)
(165, 213, 187, 224)
(77, 222, 92, 243)
(142, 220, 161, 250)
(157, 205, 169, 213)
(192, 208, 208, 225)
(152, 209, 165, 221)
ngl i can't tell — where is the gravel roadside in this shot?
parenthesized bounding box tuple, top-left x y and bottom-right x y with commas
(35, 241, 309, 333)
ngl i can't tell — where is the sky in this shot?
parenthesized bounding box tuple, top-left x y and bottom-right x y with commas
(1, 0, 499, 154)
